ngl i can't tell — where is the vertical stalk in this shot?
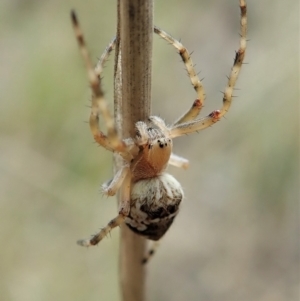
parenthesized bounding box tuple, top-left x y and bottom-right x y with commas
(114, 1, 153, 300)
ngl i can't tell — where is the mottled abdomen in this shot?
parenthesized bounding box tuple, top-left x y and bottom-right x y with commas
(125, 173, 183, 240)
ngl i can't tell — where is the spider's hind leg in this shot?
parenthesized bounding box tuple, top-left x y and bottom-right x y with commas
(77, 168, 132, 247)
(77, 214, 126, 247)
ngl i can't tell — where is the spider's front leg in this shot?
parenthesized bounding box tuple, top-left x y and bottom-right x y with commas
(154, 27, 205, 124)
(170, 110, 221, 138)
(77, 169, 131, 247)
(169, 0, 247, 138)
(71, 11, 129, 157)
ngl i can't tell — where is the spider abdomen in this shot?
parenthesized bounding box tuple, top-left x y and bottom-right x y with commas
(125, 173, 183, 240)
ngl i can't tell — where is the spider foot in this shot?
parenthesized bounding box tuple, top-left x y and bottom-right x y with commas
(77, 238, 93, 247)
(101, 179, 115, 196)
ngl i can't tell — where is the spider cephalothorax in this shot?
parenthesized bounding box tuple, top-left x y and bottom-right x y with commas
(132, 118, 173, 182)
(71, 0, 247, 263)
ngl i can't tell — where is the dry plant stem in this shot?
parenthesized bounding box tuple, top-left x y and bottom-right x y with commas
(115, 1, 153, 301)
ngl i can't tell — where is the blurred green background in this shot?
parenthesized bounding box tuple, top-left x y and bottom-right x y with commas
(0, 0, 298, 300)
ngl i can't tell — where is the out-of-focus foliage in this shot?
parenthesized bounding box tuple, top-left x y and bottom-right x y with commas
(0, 0, 298, 300)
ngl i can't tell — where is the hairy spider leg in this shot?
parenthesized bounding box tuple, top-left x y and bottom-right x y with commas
(77, 169, 131, 246)
(154, 27, 205, 125)
(169, 153, 189, 169)
(71, 11, 126, 153)
(95, 28, 205, 127)
(101, 164, 130, 196)
(94, 37, 116, 79)
(93, 36, 196, 169)
(170, 0, 247, 138)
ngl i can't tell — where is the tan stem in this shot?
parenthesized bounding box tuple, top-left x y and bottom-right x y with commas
(114, 1, 153, 301)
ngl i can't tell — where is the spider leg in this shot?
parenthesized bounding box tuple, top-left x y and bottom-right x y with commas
(71, 11, 125, 153)
(142, 241, 160, 264)
(217, 0, 246, 118)
(154, 27, 205, 124)
(77, 169, 131, 247)
(102, 164, 130, 196)
(77, 214, 124, 247)
(88, 26, 205, 141)
(94, 37, 116, 80)
(170, 111, 221, 138)
(148, 116, 169, 133)
(169, 153, 189, 169)
(169, 0, 247, 138)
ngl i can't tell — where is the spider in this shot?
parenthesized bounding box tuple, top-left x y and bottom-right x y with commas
(71, 0, 247, 263)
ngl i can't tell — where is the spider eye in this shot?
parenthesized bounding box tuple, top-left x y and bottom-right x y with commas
(147, 127, 153, 132)
(157, 140, 165, 148)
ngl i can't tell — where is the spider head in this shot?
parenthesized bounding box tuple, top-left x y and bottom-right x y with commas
(146, 125, 172, 152)
(133, 119, 172, 179)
